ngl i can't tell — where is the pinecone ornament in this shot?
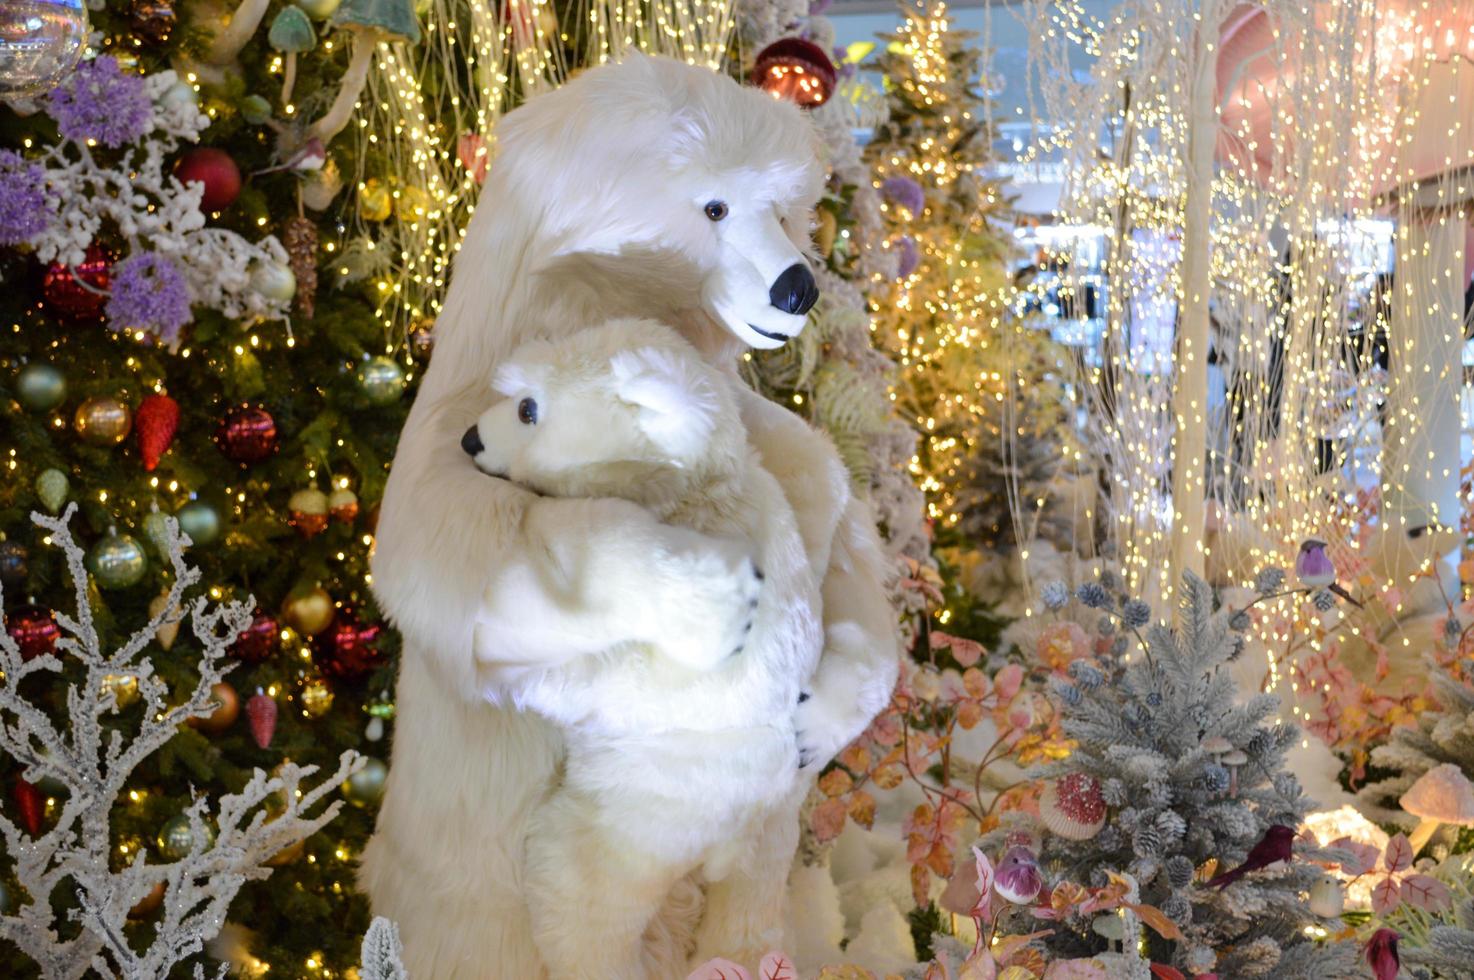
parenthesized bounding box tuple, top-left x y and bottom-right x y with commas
(283, 216, 318, 319)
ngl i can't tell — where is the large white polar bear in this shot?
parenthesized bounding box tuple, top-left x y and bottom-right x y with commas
(361, 54, 901, 978)
(463, 317, 824, 979)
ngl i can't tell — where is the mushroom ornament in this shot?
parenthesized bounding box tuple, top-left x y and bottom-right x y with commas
(206, 0, 274, 65)
(308, 0, 421, 143)
(1400, 763, 1474, 853)
(269, 6, 317, 105)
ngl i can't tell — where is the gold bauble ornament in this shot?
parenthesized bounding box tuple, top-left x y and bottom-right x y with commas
(395, 185, 431, 220)
(299, 676, 334, 717)
(328, 486, 359, 524)
(74, 396, 132, 445)
(816, 209, 838, 257)
(265, 838, 306, 866)
(342, 757, 387, 807)
(283, 586, 334, 636)
(287, 487, 329, 538)
(127, 880, 166, 919)
(149, 591, 182, 650)
(100, 673, 140, 709)
(186, 681, 239, 734)
(358, 178, 392, 222)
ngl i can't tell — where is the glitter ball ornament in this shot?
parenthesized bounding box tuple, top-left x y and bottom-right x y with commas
(287, 487, 329, 538)
(357, 355, 406, 406)
(5, 605, 60, 660)
(12, 777, 44, 835)
(299, 676, 334, 717)
(156, 813, 214, 860)
(41, 244, 112, 320)
(283, 215, 318, 318)
(74, 395, 132, 445)
(100, 672, 140, 708)
(311, 608, 383, 681)
(283, 586, 334, 636)
(174, 147, 241, 212)
(342, 757, 387, 806)
(126, 0, 175, 45)
(177, 499, 220, 546)
(0, 0, 88, 98)
(1039, 772, 1107, 841)
(328, 486, 359, 524)
(246, 689, 278, 749)
(16, 363, 67, 411)
(215, 405, 278, 464)
(0, 540, 27, 591)
(87, 528, 147, 589)
(186, 681, 239, 734)
(35, 468, 68, 513)
(358, 178, 392, 221)
(231, 612, 280, 663)
(134, 392, 179, 471)
(751, 37, 836, 108)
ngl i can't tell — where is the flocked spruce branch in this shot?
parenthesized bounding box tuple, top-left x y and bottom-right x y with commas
(0, 506, 362, 980)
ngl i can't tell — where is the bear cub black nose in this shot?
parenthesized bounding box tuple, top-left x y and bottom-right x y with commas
(769, 263, 819, 316)
(461, 425, 484, 457)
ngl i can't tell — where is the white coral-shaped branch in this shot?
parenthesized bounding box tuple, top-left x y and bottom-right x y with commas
(0, 506, 362, 980)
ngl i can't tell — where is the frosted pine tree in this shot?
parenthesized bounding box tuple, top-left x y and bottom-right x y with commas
(359, 917, 409, 980)
(989, 573, 1360, 977)
(0, 507, 361, 979)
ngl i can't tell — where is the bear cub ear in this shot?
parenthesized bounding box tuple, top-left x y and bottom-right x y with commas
(609, 347, 719, 460)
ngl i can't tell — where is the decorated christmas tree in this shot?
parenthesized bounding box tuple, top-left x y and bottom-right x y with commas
(862, 0, 1071, 558)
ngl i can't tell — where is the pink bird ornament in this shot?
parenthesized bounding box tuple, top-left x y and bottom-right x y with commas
(1365, 928, 1400, 980)
(1295, 539, 1363, 607)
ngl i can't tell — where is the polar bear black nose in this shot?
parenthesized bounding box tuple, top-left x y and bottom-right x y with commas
(769, 263, 818, 315)
(461, 425, 484, 457)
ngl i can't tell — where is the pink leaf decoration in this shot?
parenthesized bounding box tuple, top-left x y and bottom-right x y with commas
(759, 952, 794, 980)
(1371, 876, 1401, 916)
(959, 947, 997, 980)
(1330, 837, 1380, 876)
(1384, 833, 1414, 873)
(1149, 966, 1187, 980)
(933, 631, 986, 667)
(688, 960, 752, 980)
(811, 797, 848, 844)
(1400, 874, 1452, 911)
(995, 663, 1024, 700)
(972, 845, 995, 915)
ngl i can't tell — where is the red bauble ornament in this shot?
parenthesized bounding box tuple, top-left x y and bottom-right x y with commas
(5, 605, 61, 661)
(246, 689, 278, 749)
(135, 393, 180, 471)
(751, 38, 837, 108)
(13, 777, 44, 835)
(174, 147, 242, 212)
(311, 608, 384, 682)
(41, 244, 113, 321)
(231, 612, 280, 663)
(215, 405, 279, 465)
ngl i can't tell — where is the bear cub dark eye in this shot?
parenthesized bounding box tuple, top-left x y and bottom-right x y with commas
(703, 200, 728, 221)
(518, 397, 538, 425)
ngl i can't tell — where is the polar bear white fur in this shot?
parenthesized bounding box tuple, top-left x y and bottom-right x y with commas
(463, 318, 827, 978)
(361, 54, 900, 979)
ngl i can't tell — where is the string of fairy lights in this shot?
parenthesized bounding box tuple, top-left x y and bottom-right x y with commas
(1016, 0, 1471, 731)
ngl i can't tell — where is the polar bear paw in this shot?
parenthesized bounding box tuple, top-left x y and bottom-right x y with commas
(794, 688, 858, 771)
(659, 532, 762, 671)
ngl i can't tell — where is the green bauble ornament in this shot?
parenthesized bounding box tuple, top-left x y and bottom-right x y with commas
(35, 469, 69, 513)
(342, 757, 387, 807)
(156, 813, 215, 860)
(177, 499, 221, 546)
(238, 94, 272, 125)
(141, 509, 172, 557)
(17, 364, 67, 412)
(88, 528, 147, 589)
(295, 0, 340, 18)
(357, 356, 405, 406)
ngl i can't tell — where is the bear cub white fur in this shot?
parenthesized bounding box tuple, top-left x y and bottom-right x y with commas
(462, 316, 825, 979)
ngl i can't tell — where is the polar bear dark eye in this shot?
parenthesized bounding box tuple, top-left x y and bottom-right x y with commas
(703, 200, 728, 222)
(517, 397, 538, 425)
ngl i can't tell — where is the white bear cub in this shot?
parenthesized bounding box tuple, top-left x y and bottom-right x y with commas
(462, 317, 824, 979)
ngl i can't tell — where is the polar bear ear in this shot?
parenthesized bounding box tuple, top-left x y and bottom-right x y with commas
(609, 347, 718, 460)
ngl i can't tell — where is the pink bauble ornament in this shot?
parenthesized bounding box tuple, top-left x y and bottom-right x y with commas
(246, 690, 278, 749)
(174, 147, 242, 212)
